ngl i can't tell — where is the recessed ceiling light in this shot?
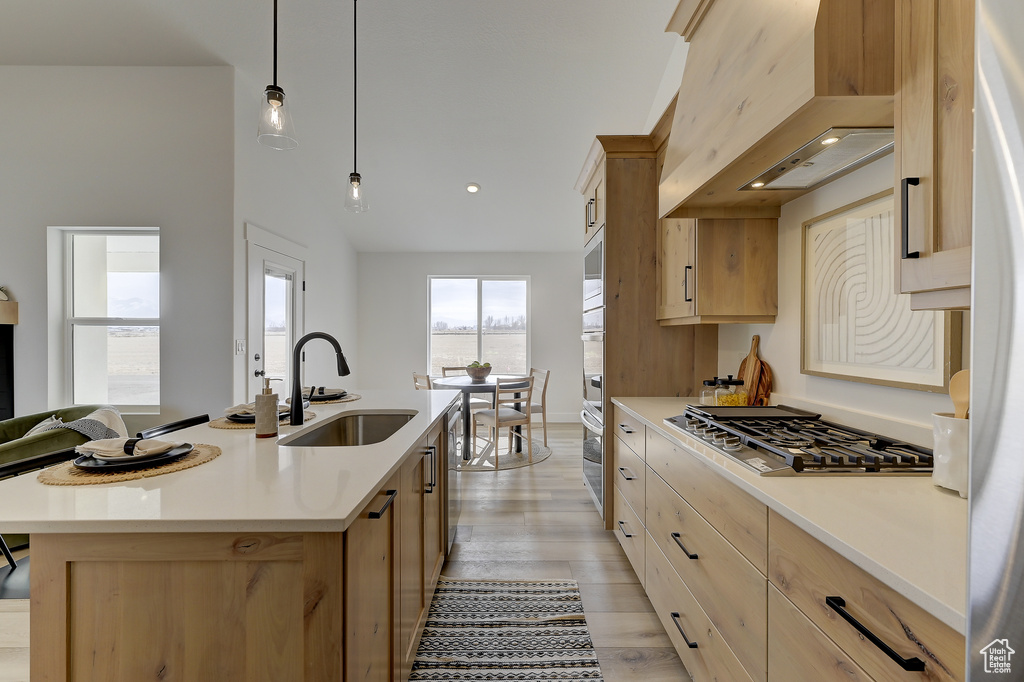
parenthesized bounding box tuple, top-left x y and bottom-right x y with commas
(466, 183, 480, 193)
(751, 181, 765, 189)
(821, 136, 841, 145)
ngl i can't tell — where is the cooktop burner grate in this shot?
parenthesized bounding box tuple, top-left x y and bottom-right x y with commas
(666, 405, 933, 475)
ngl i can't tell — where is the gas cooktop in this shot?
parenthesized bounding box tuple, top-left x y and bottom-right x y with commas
(664, 405, 933, 476)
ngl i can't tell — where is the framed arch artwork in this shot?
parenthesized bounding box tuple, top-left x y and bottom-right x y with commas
(801, 190, 962, 392)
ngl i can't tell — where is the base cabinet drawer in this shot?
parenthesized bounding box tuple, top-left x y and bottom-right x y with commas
(646, 429, 767, 572)
(768, 584, 873, 682)
(646, 467, 767, 682)
(769, 511, 964, 682)
(614, 438, 645, 522)
(612, 406, 645, 457)
(612, 485, 645, 587)
(645, 534, 754, 682)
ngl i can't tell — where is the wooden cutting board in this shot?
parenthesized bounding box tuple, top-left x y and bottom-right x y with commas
(737, 335, 772, 405)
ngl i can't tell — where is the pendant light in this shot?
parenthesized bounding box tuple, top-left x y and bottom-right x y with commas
(257, 0, 298, 150)
(344, 0, 368, 212)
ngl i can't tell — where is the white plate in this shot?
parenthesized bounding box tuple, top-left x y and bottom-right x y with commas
(89, 443, 192, 463)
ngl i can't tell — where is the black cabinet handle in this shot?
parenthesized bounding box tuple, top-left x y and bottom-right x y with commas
(825, 596, 926, 672)
(618, 423, 634, 434)
(901, 177, 920, 259)
(670, 612, 699, 648)
(684, 265, 693, 301)
(671, 532, 699, 560)
(617, 520, 634, 538)
(367, 490, 398, 519)
(424, 446, 436, 494)
(617, 466, 637, 481)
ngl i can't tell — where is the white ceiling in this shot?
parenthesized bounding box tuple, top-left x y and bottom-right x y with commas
(1, 0, 682, 252)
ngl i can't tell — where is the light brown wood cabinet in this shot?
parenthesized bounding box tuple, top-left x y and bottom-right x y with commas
(768, 510, 964, 682)
(894, 0, 973, 310)
(396, 424, 446, 682)
(657, 217, 778, 325)
(583, 162, 605, 245)
(610, 414, 967, 682)
(577, 136, 718, 522)
(347, 481, 400, 682)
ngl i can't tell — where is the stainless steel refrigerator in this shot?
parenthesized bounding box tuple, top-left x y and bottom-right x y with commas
(970, 0, 1024, 676)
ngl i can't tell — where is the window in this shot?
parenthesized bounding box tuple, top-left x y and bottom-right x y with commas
(64, 231, 160, 411)
(428, 277, 530, 375)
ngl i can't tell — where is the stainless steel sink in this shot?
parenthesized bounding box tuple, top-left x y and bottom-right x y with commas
(279, 411, 416, 447)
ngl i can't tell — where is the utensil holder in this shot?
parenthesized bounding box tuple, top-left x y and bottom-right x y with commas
(932, 412, 968, 498)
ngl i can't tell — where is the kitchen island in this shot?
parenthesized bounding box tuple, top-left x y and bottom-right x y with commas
(0, 389, 460, 682)
(611, 396, 967, 682)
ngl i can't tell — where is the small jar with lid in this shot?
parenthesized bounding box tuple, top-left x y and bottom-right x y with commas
(715, 375, 747, 406)
(700, 378, 719, 406)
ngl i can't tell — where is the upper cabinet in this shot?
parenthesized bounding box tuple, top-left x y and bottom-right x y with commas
(894, 0, 973, 310)
(658, 218, 778, 325)
(659, 0, 895, 216)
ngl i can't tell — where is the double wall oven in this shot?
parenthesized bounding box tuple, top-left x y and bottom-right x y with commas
(581, 229, 605, 513)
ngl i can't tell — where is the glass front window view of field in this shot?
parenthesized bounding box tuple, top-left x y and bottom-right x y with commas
(67, 232, 160, 409)
(429, 277, 529, 376)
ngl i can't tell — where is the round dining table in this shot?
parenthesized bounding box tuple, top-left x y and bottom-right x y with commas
(430, 374, 530, 457)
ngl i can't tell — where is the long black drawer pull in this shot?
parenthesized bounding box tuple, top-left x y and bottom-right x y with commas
(617, 466, 637, 481)
(671, 532, 698, 560)
(670, 612, 699, 648)
(825, 596, 926, 672)
(617, 520, 634, 538)
(618, 423, 635, 434)
(901, 177, 920, 259)
(367, 490, 398, 519)
(684, 265, 693, 301)
(424, 446, 437, 494)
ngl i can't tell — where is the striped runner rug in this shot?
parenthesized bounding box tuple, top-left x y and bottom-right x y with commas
(410, 578, 604, 681)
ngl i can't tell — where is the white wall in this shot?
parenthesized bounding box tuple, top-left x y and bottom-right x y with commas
(357, 252, 582, 421)
(230, 77, 360, 406)
(0, 66, 235, 431)
(718, 155, 968, 444)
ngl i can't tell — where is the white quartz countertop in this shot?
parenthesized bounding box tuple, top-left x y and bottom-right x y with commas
(0, 389, 460, 535)
(612, 397, 968, 634)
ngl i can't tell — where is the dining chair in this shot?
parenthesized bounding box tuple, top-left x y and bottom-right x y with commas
(0, 535, 28, 599)
(472, 376, 534, 466)
(528, 368, 551, 446)
(136, 414, 210, 439)
(413, 373, 433, 390)
(440, 366, 466, 377)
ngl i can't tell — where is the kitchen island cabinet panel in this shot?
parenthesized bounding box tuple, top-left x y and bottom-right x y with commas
(768, 584, 872, 682)
(646, 429, 767, 572)
(348, 483, 398, 682)
(769, 510, 964, 682)
(30, 531, 343, 682)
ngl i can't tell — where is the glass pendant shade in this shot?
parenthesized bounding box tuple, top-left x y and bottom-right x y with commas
(257, 85, 297, 150)
(344, 172, 368, 212)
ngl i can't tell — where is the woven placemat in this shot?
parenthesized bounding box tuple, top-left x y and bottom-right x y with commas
(209, 410, 316, 429)
(286, 393, 362, 406)
(38, 444, 222, 486)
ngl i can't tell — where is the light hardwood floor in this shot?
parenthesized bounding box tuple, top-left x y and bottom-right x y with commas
(0, 424, 688, 682)
(448, 423, 689, 681)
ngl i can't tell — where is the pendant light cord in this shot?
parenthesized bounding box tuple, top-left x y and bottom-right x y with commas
(352, 0, 358, 173)
(272, 0, 278, 86)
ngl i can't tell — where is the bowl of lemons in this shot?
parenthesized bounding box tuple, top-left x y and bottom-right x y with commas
(465, 361, 492, 383)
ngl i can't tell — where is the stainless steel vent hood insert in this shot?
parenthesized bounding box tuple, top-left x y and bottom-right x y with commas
(739, 128, 894, 191)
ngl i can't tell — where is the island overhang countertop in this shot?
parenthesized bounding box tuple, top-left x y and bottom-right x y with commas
(0, 389, 460, 535)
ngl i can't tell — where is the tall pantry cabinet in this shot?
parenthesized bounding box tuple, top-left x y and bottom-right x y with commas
(575, 133, 718, 529)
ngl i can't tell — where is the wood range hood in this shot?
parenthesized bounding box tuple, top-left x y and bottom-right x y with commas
(659, 0, 895, 217)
